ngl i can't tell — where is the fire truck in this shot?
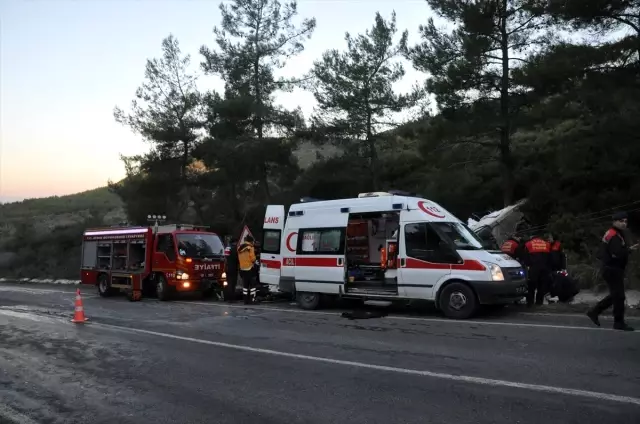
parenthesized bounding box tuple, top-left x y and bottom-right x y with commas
(80, 223, 227, 301)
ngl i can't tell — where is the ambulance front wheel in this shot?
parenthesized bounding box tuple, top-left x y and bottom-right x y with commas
(439, 282, 478, 319)
(296, 292, 320, 310)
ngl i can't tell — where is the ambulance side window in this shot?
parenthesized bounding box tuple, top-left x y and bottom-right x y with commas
(157, 234, 176, 262)
(297, 228, 345, 254)
(262, 230, 281, 254)
(404, 223, 452, 264)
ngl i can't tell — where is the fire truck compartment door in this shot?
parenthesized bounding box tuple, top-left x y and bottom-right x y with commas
(261, 205, 285, 290)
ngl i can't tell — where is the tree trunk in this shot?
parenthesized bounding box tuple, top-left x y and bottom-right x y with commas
(189, 192, 206, 225)
(499, 0, 515, 206)
(253, 9, 270, 203)
(253, 59, 270, 201)
(182, 140, 189, 179)
(229, 182, 242, 222)
(367, 135, 379, 191)
(365, 101, 378, 190)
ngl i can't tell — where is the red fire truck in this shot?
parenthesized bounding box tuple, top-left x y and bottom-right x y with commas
(80, 223, 227, 301)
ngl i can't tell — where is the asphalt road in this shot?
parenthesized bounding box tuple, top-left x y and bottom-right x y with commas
(0, 283, 639, 424)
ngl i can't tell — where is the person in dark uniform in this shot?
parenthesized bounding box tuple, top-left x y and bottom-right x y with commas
(523, 234, 552, 307)
(501, 234, 525, 264)
(548, 233, 566, 271)
(237, 235, 257, 304)
(587, 212, 637, 331)
(225, 238, 239, 302)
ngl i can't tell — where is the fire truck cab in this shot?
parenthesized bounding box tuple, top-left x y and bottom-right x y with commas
(260, 192, 527, 319)
(80, 224, 227, 301)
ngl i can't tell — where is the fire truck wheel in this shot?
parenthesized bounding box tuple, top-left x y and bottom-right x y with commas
(296, 292, 320, 310)
(97, 274, 113, 297)
(438, 282, 478, 320)
(156, 275, 171, 301)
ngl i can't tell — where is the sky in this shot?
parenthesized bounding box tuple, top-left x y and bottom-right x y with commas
(0, 0, 433, 203)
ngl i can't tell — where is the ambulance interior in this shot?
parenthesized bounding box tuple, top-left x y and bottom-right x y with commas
(345, 212, 400, 293)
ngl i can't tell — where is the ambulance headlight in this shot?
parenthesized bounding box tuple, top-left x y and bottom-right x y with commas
(488, 263, 504, 281)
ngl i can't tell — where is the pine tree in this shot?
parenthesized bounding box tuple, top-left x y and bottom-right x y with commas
(310, 11, 424, 190)
(112, 35, 203, 222)
(114, 35, 202, 179)
(200, 0, 315, 201)
(408, 0, 549, 206)
(543, 0, 640, 60)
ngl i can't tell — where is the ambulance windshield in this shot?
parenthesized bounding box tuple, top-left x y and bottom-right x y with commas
(432, 222, 484, 250)
(176, 233, 225, 258)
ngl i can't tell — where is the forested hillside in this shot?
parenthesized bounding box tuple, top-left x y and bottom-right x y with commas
(2, 0, 639, 286)
(0, 188, 126, 277)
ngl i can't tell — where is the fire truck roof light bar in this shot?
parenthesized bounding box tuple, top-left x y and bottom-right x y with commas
(85, 228, 149, 236)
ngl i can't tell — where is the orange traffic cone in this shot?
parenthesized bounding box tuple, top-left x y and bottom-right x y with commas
(71, 288, 89, 323)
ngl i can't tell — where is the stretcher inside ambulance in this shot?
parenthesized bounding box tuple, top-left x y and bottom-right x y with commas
(260, 192, 527, 319)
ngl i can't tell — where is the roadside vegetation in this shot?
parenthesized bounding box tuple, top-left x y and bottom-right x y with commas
(0, 188, 125, 278)
(2, 0, 639, 288)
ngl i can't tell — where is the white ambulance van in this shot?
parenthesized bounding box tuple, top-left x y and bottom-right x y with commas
(260, 192, 527, 319)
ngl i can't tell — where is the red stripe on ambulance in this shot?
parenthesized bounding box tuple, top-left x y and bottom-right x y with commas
(406, 258, 486, 271)
(261, 259, 281, 269)
(295, 257, 343, 267)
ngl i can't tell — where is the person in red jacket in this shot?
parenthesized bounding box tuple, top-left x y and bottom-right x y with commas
(587, 212, 637, 331)
(523, 234, 552, 307)
(548, 233, 566, 271)
(501, 234, 525, 264)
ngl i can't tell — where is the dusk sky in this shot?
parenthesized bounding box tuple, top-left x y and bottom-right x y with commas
(0, 0, 430, 203)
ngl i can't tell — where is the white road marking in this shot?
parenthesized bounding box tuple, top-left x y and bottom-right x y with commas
(175, 301, 638, 333)
(0, 286, 90, 295)
(382, 315, 630, 331)
(516, 311, 640, 321)
(0, 309, 65, 324)
(95, 321, 640, 407)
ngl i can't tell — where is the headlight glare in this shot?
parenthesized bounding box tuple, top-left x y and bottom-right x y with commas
(488, 263, 504, 281)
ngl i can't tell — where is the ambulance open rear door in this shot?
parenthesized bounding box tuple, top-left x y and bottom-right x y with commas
(261, 205, 285, 292)
(293, 208, 349, 296)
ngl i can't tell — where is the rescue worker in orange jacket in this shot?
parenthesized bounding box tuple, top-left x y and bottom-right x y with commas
(523, 234, 552, 307)
(237, 235, 257, 304)
(587, 212, 637, 331)
(548, 233, 566, 272)
(501, 234, 525, 264)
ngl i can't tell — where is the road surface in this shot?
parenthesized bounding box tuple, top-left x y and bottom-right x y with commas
(0, 282, 639, 424)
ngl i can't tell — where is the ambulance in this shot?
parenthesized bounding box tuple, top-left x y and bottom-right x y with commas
(260, 192, 527, 319)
